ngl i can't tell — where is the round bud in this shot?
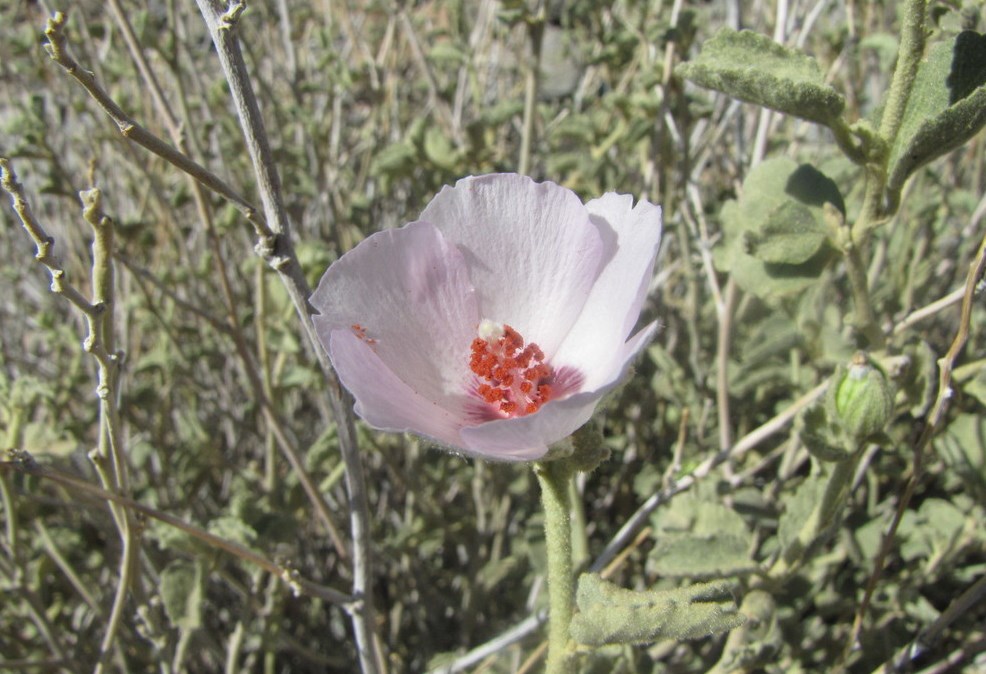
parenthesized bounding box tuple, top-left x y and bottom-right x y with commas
(828, 352, 895, 441)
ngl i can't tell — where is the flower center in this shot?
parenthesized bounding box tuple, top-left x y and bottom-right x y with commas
(468, 320, 555, 418)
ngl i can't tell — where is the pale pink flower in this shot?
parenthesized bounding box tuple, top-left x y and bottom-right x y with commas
(311, 174, 662, 461)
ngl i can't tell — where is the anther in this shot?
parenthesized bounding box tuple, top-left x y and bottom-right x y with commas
(468, 321, 555, 418)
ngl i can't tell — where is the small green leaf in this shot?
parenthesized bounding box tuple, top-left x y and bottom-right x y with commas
(629, 484, 755, 612)
(570, 574, 744, 646)
(800, 404, 853, 462)
(899, 498, 968, 566)
(960, 368, 986, 409)
(745, 201, 829, 265)
(887, 31, 986, 200)
(370, 141, 417, 177)
(160, 561, 203, 631)
(777, 475, 825, 552)
(423, 127, 458, 171)
(650, 534, 758, 578)
(428, 41, 467, 66)
(676, 28, 845, 126)
(711, 590, 781, 673)
(936, 413, 986, 501)
(207, 515, 257, 551)
(716, 158, 843, 301)
(900, 340, 937, 417)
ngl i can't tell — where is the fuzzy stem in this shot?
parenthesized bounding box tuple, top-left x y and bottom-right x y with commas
(840, 0, 926, 348)
(875, 0, 927, 151)
(535, 459, 575, 674)
(768, 452, 860, 579)
(844, 244, 885, 349)
(853, 0, 927, 238)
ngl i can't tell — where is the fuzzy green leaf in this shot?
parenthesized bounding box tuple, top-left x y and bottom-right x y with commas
(712, 590, 782, 672)
(650, 534, 758, 578)
(936, 413, 986, 501)
(570, 574, 744, 646)
(160, 561, 203, 631)
(716, 158, 843, 301)
(745, 201, 829, 265)
(800, 404, 853, 462)
(887, 31, 986, 198)
(777, 475, 825, 552)
(899, 498, 968, 564)
(648, 494, 756, 574)
(207, 515, 257, 551)
(423, 127, 458, 170)
(676, 28, 845, 125)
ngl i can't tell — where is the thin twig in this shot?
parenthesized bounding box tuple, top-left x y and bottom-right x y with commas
(0, 452, 353, 606)
(397, 9, 460, 146)
(892, 287, 965, 335)
(518, 3, 544, 176)
(873, 574, 986, 674)
(101, 1, 349, 559)
(42, 13, 273, 243)
(189, 4, 380, 671)
(78, 188, 138, 674)
(1, 158, 137, 672)
(0, 158, 96, 314)
(716, 277, 737, 453)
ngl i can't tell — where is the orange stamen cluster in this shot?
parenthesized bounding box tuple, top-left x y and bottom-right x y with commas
(469, 324, 554, 417)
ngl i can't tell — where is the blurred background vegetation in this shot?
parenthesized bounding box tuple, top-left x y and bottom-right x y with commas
(1, 0, 985, 672)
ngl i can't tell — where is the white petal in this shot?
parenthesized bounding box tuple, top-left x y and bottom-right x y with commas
(328, 331, 469, 447)
(459, 388, 604, 461)
(311, 221, 479, 407)
(552, 193, 662, 389)
(419, 174, 604, 355)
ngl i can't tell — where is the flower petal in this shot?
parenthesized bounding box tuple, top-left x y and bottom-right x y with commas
(328, 331, 467, 447)
(459, 394, 595, 461)
(311, 220, 479, 408)
(552, 193, 662, 390)
(418, 174, 604, 355)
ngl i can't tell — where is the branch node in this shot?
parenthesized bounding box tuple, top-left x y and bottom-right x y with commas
(6, 447, 40, 472)
(220, 2, 247, 30)
(280, 566, 303, 597)
(254, 235, 276, 259)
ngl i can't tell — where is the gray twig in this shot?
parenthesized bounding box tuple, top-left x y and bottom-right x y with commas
(190, 3, 381, 671)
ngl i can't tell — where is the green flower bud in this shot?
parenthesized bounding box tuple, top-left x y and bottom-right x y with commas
(828, 352, 895, 441)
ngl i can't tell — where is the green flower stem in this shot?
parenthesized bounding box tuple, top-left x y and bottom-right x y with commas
(841, 0, 926, 349)
(535, 458, 576, 674)
(876, 0, 928, 151)
(854, 0, 926, 237)
(768, 452, 861, 579)
(843, 244, 885, 350)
